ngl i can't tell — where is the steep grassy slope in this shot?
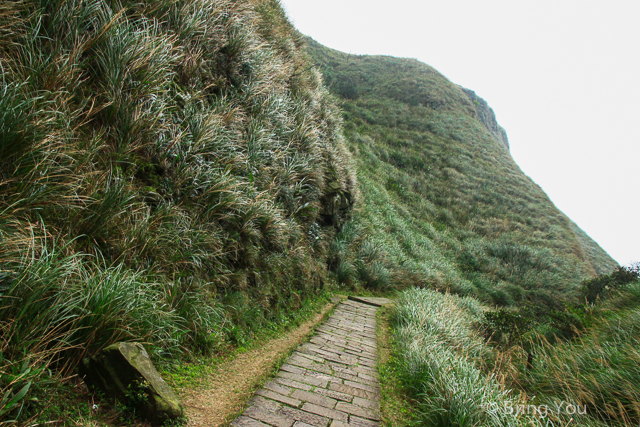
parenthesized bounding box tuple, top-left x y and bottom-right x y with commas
(306, 38, 617, 307)
(0, 0, 622, 421)
(0, 0, 355, 421)
(307, 38, 632, 427)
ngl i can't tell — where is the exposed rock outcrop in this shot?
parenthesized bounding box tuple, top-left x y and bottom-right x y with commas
(461, 87, 510, 151)
(80, 342, 183, 425)
(320, 179, 354, 227)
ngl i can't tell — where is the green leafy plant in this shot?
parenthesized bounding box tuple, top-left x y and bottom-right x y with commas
(123, 379, 149, 416)
(0, 357, 47, 421)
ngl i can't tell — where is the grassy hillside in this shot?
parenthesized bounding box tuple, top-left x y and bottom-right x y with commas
(306, 38, 617, 307)
(0, 0, 355, 422)
(302, 38, 637, 426)
(0, 0, 623, 422)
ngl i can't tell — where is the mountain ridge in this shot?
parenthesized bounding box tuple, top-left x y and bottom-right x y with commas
(303, 36, 617, 304)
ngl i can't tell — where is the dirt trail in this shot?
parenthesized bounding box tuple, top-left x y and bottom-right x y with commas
(181, 300, 339, 427)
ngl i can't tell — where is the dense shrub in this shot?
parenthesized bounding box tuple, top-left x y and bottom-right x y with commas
(580, 264, 640, 303)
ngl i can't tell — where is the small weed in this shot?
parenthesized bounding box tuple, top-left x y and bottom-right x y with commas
(124, 380, 149, 414)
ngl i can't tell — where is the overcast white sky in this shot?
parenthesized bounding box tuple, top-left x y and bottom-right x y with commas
(280, 0, 640, 266)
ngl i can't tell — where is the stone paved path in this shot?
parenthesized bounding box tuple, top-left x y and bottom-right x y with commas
(231, 298, 391, 427)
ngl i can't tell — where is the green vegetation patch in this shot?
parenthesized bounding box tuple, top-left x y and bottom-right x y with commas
(392, 271, 640, 426)
(305, 37, 617, 307)
(0, 0, 355, 422)
(392, 288, 534, 426)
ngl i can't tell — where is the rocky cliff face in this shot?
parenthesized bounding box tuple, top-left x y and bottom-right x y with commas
(461, 87, 510, 151)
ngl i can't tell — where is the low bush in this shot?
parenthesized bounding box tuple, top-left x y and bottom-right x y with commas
(580, 264, 640, 304)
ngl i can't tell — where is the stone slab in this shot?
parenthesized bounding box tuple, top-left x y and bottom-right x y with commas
(231, 299, 389, 427)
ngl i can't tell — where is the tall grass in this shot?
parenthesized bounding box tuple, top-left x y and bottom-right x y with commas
(0, 226, 191, 420)
(523, 281, 640, 426)
(393, 288, 536, 426)
(392, 288, 624, 426)
(327, 219, 394, 290)
(391, 281, 640, 426)
(0, 0, 357, 421)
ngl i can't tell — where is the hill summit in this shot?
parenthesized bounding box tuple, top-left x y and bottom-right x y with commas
(305, 37, 616, 306)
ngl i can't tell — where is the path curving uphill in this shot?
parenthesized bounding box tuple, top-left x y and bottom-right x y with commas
(231, 297, 392, 427)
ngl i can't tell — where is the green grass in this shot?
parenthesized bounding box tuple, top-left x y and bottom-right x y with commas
(0, 0, 355, 421)
(522, 281, 640, 425)
(159, 289, 334, 390)
(305, 37, 617, 310)
(377, 305, 415, 427)
(391, 282, 640, 426)
(392, 288, 535, 427)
